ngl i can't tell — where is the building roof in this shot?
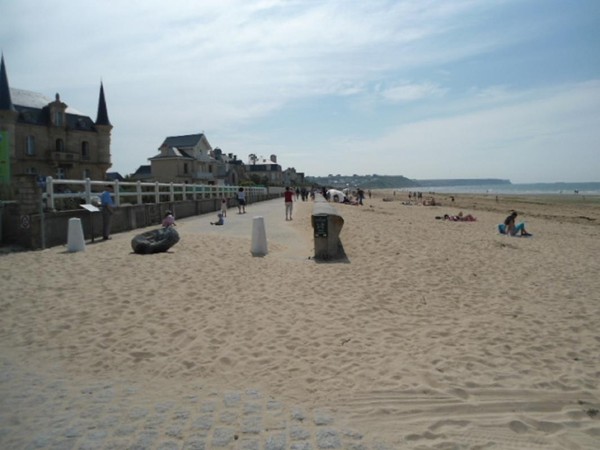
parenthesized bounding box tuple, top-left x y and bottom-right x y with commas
(248, 163, 282, 171)
(130, 165, 153, 180)
(95, 82, 111, 126)
(161, 134, 205, 148)
(149, 147, 194, 160)
(133, 165, 152, 175)
(5, 87, 96, 131)
(0, 54, 16, 111)
(9, 88, 85, 115)
(1, 55, 107, 132)
(106, 172, 125, 181)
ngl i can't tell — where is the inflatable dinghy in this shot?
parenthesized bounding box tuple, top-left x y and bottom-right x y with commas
(131, 227, 180, 254)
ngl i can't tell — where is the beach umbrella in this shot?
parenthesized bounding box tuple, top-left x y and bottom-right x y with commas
(327, 189, 346, 202)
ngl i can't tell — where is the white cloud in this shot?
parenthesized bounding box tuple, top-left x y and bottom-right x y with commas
(318, 81, 600, 182)
(381, 82, 446, 102)
(2, 0, 597, 181)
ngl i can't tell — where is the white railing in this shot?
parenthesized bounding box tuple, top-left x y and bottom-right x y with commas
(42, 177, 267, 210)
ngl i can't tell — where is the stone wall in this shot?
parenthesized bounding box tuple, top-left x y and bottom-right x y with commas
(1, 192, 279, 250)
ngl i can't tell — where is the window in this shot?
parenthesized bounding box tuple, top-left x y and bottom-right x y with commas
(56, 167, 66, 179)
(54, 110, 63, 126)
(81, 141, 90, 160)
(55, 139, 64, 152)
(183, 163, 188, 174)
(82, 169, 91, 179)
(25, 167, 37, 175)
(25, 135, 36, 156)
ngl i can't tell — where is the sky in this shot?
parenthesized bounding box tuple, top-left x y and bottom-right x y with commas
(1, 0, 599, 183)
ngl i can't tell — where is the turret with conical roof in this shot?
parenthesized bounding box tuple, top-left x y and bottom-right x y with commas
(0, 54, 16, 112)
(94, 82, 113, 170)
(95, 82, 111, 126)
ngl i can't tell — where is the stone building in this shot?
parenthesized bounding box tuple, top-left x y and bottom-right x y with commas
(283, 167, 305, 187)
(149, 133, 244, 185)
(246, 154, 284, 186)
(0, 55, 112, 186)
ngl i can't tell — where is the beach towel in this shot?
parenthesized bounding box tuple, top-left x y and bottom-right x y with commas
(498, 223, 533, 237)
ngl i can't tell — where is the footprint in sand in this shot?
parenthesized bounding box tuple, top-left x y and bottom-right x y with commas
(508, 420, 529, 434)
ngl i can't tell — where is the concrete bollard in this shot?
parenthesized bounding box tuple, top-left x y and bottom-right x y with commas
(67, 217, 86, 252)
(250, 216, 268, 256)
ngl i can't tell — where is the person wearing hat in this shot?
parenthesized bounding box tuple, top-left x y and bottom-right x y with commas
(162, 210, 176, 228)
(100, 184, 114, 240)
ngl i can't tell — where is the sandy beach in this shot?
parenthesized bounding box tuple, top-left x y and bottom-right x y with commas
(1, 192, 600, 449)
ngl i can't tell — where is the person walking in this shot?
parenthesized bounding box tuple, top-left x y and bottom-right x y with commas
(284, 186, 294, 221)
(237, 187, 246, 214)
(357, 188, 365, 205)
(100, 185, 114, 240)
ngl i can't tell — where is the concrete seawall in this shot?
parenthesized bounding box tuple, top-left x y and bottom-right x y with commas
(2, 193, 279, 250)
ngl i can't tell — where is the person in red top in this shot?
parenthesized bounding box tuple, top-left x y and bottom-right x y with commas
(284, 186, 294, 221)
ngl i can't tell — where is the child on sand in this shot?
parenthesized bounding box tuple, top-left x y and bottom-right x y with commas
(210, 212, 224, 226)
(162, 210, 176, 227)
(220, 198, 227, 217)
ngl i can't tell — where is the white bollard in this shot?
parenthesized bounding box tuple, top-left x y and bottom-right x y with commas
(67, 217, 86, 252)
(250, 216, 268, 256)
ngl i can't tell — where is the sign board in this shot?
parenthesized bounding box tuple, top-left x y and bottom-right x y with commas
(313, 215, 328, 237)
(81, 204, 100, 212)
(20, 215, 30, 230)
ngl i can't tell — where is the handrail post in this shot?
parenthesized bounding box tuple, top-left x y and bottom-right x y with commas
(46, 176, 54, 210)
(155, 182, 160, 204)
(170, 182, 175, 202)
(84, 178, 92, 204)
(137, 181, 142, 204)
(114, 180, 120, 206)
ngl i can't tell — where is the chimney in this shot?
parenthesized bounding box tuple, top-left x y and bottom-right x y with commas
(270, 154, 277, 163)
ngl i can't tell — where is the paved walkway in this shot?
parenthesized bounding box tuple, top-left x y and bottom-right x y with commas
(0, 199, 395, 450)
(0, 357, 394, 450)
(180, 197, 314, 261)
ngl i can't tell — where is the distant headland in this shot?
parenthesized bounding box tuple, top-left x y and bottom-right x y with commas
(414, 178, 511, 187)
(305, 174, 511, 189)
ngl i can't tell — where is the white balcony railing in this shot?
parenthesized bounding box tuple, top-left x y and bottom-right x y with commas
(42, 177, 267, 210)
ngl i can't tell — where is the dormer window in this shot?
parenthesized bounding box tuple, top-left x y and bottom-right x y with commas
(54, 110, 64, 126)
(50, 93, 67, 127)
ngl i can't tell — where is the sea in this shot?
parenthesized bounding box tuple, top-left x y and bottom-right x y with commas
(397, 182, 600, 196)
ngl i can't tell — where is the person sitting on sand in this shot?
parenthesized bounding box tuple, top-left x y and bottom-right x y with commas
(210, 212, 224, 226)
(503, 211, 531, 236)
(162, 210, 176, 228)
(457, 211, 476, 221)
(441, 212, 477, 221)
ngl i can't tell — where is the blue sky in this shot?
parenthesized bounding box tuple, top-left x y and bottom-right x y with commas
(2, 0, 599, 182)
